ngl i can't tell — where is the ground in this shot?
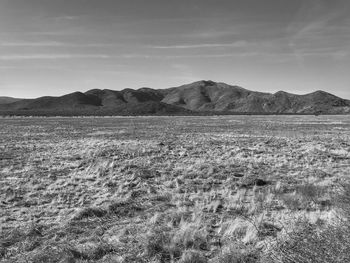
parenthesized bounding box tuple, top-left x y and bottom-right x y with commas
(0, 115, 349, 262)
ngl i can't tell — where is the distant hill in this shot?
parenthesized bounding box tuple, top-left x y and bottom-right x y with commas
(0, 89, 189, 116)
(0, 96, 22, 105)
(0, 80, 349, 115)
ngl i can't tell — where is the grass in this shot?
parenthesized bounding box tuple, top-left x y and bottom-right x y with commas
(0, 115, 349, 262)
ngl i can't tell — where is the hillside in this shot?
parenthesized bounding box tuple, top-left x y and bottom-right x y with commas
(0, 80, 349, 115)
(0, 96, 22, 105)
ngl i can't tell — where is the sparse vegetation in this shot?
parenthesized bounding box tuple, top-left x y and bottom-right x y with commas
(0, 115, 349, 262)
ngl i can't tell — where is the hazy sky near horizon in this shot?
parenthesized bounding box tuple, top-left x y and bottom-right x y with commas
(0, 0, 349, 99)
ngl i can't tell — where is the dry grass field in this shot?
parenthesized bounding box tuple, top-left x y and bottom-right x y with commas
(1, 115, 349, 263)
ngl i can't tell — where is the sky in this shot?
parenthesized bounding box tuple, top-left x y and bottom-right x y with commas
(0, 0, 349, 99)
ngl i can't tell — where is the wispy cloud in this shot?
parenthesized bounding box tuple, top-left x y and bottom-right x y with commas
(151, 41, 247, 49)
(0, 50, 281, 61)
(286, 0, 350, 66)
(2, 50, 333, 61)
(0, 66, 19, 69)
(0, 41, 64, 47)
(53, 16, 81, 21)
(0, 54, 112, 60)
(0, 42, 120, 47)
(160, 53, 258, 58)
(170, 63, 201, 83)
(0, 52, 261, 61)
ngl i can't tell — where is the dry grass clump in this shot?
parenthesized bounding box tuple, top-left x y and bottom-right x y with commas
(179, 250, 208, 263)
(266, 183, 350, 263)
(143, 225, 179, 261)
(72, 207, 107, 220)
(211, 243, 260, 263)
(334, 183, 350, 217)
(267, 221, 350, 263)
(71, 199, 143, 222)
(141, 219, 211, 262)
(0, 223, 47, 259)
(172, 221, 209, 251)
(107, 200, 143, 217)
(73, 241, 116, 261)
(274, 182, 329, 211)
(27, 244, 77, 263)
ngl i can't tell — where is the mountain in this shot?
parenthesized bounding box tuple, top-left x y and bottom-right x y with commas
(0, 96, 22, 105)
(0, 80, 349, 115)
(161, 81, 350, 114)
(0, 89, 189, 116)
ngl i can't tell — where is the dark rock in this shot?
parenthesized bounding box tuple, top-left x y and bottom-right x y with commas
(255, 178, 268, 186)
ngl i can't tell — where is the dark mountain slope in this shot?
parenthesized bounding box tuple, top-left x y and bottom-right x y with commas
(84, 88, 164, 107)
(161, 80, 255, 111)
(0, 92, 102, 111)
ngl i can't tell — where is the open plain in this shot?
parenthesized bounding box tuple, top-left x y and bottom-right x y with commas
(1, 115, 350, 263)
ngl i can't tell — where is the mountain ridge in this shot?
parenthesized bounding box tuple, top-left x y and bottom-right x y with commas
(0, 80, 349, 115)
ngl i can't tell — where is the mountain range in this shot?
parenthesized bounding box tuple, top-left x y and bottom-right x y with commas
(0, 80, 349, 115)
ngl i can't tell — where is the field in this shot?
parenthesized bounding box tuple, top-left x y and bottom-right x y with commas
(1, 115, 350, 263)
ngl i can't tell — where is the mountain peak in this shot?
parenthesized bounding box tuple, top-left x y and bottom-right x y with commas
(186, 80, 217, 87)
(200, 80, 216, 86)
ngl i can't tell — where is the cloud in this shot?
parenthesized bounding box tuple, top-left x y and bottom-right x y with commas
(0, 41, 64, 47)
(0, 54, 112, 60)
(170, 63, 201, 82)
(54, 16, 81, 21)
(0, 51, 307, 61)
(0, 42, 120, 47)
(286, 0, 350, 65)
(151, 41, 248, 49)
(161, 53, 258, 58)
(0, 51, 265, 61)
